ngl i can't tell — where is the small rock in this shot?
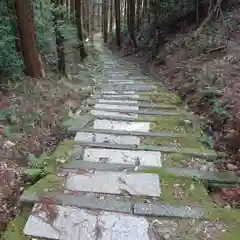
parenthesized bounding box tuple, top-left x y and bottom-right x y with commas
(226, 163, 238, 171)
(199, 165, 208, 171)
(235, 170, 240, 177)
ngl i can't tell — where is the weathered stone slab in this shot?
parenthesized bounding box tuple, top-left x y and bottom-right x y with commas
(93, 119, 150, 132)
(133, 203, 204, 219)
(94, 103, 139, 111)
(166, 167, 240, 184)
(65, 171, 161, 197)
(101, 80, 136, 84)
(83, 148, 162, 167)
(99, 94, 140, 100)
(70, 127, 189, 138)
(97, 99, 138, 104)
(88, 99, 177, 109)
(90, 109, 138, 120)
(63, 114, 94, 128)
(74, 142, 222, 159)
(24, 206, 151, 240)
(100, 90, 136, 95)
(100, 84, 155, 92)
(63, 160, 137, 172)
(75, 132, 140, 145)
(91, 107, 181, 116)
(20, 192, 132, 214)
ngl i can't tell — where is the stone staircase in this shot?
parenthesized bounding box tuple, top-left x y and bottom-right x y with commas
(20, 42, 240, 239)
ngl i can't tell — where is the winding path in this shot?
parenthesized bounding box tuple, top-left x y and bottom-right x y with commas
(21, 36, 240, 239)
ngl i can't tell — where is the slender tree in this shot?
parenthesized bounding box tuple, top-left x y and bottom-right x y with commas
(75, 0, 87, 59)
(114, 0, 121, 47)
(52, 0, 66, 75)
(102, 0, 108, 43)
(15, 0, 44, 78)
(109, 0, 113, 32)
(128, 0, 137, 48)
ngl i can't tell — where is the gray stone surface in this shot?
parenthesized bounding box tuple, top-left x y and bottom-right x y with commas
(100, 84, 155, 91)
(63, 160, 138, 172)
(93, 119, 150, 132)
(91, 107, 181, 116)
(65, 171, 161, 197)
(94, 103, 139, 111)
(133, 203, 204, 219)
(83, 148, 162, 167)
(97, 99, 138, 104)
(167, 167, 240, 184)
(20, 192, 132, 214)
(91, 109, 138, 120)
(75, 132, 140, 145)
(71, 127, 187, 138)
(24, 206, 151, 240)
(99, 90, 135, 94)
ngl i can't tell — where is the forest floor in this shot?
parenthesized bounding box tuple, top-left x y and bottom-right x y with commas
(108, 7, 240, 206)
(0, 48, 98, 168)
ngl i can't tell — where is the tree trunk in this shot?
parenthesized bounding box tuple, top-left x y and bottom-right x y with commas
(15, 0, 44, 78)
(114, 0, 121, 47)
(128, 0, 137, 48)
(53, 0, 66, 75)
(136, 0, 141, 30)
(109, 0, 113, 32)
(103, 0, 108, 43)
(97, 2, 101, 29)
(75, 0, 87, 59)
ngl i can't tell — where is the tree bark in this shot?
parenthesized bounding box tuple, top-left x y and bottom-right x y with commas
(75, 0, 87, 59)
(53, 0, 66, 75)
(128, 0, 137, 48)
(109, 0, 113, 32)
(103, 0, 108, 43)
(114, 0, 121, 47)
(15, 0, 44, 78)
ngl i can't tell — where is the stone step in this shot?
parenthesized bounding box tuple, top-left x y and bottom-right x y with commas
(91, 95, 156, 102)
(69, 127, 189, 138)
(90, 109, 138, 120)
(62, 160, 238, 186)
(82, 148, 162, 167)
(86, 107, 182, 116)
(93, 119, 150, 132)
(23, 206, 151, 240)
(98, 90, 138, 95)
(93, 103, 139, 112)
(21, 192, 204, 219)
(74, 141, 221, 159)
(65, 171, 161, 197)
(98, 84, 155, 91)
(87, 99, 177, 109)
(75, 132, 140, 145)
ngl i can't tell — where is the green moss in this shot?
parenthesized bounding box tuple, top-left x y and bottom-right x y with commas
(140, 88, 181, 105)
(1, 206, 32, 240)
(142, 135, 203, 149)
(143, 168, 240, 222)
(39, 139, 75, 173)
(219, 224, 240, 240)
(24, 174, 63, 196)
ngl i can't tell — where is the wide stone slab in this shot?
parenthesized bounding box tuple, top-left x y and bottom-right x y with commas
(21, 192, 132, 214)
(133, 203, 204, 219)
(24, 206, 151, 240)
(100, 84, 155, 92)
(100, 90, 137, 95)
(93, 119, 150, 132)
(94, 103, 139, 111)
(75, 132, 140, 145)
(83, 148, 162, 167)
(65, 171, 161, 197)
(91, 109, 138, 120)
(97, 99, 138, 104)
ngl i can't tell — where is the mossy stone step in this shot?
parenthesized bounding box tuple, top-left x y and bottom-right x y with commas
(84, 106, 183, 116)
(86, 99, 177, 109)
(67, 127, 191, 138)
(74, 141, 222, 159)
